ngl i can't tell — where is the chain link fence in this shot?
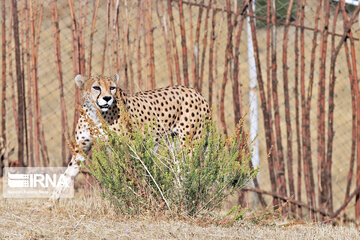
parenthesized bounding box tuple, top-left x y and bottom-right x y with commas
(1, 0, 360, 220)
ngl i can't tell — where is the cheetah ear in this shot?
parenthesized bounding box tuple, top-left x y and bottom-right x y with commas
(75, 74, 85, 88)
(114, 74, 119, 85)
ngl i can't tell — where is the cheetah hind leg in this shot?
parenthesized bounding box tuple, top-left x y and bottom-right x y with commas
(152, 128, 179, 154)
(151, 138, 177, 154)
(153, 142, 160, 154)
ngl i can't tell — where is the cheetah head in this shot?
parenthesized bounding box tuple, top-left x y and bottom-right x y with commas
(75, 74, 119, 112)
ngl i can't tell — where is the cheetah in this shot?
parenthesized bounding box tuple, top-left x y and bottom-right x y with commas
(50, 74, 210, 202)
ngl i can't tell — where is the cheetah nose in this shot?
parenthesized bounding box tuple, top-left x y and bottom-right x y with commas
(103, 96, 112, 102)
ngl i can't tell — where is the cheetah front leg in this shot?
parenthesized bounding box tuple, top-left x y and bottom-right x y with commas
(49, 118, 93, 205)
(49, 143, 91, 205)
(49, 153, 85, 203)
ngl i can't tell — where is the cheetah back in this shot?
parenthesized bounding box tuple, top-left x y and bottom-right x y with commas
(110, 86, 210, 143)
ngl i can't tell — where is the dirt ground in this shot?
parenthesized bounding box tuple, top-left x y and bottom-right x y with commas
(0, 184, 359, 240)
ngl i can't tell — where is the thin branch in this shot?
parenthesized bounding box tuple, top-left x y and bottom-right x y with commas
(242, 187, 328, 217)
(128, 143, 171, 212)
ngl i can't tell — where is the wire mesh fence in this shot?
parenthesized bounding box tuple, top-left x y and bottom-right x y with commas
(1, 0, 360, 221)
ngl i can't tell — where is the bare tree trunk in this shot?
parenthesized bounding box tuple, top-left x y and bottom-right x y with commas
(167, 0, 181, 85)
(87, 0, 100, 76)
(344, 38, 356, 206)
(142, 4, 150, 90)
(125, 1, 136, 93)
(317, 0, 330, 219)
(23, 0, 34, 167)
(338, 3, 360, 222)
(352, 29, 360, 221)
(265, 0, 279, 209)
(193, 0, 204, 91)
(30, 0, 48, 166)
(7, 8, 18, 154)
(282, 0, 295, 216)
(188, 5, 194, 89)
(19, 0, 29, 167)
(101, 0, 110, 75)
(178, 0, 189, 86)
(0, 0, 6, 176)
(270, 1, 287, 213)
(325, 0, 340, 216)
(156, 1, 174, 87)
(12, 0, 25, 167)
(233, 3, 245, 127)
(220, 0, 234, 136)
(51, 0, 71, 166)
(136, 0, 143, 90)
(208, 1, 216, 107)
(146, 0, 155, 89)
(111, 1, 119, 74)
(199, 0, 212, 92)
(336, 1, 360, 218)
(300, 0, 317, 220)
(68, 0, 84, 139)
(294, 0, 302, 219)
(248, 0, 278, 209)
(78, 0, 88, 76)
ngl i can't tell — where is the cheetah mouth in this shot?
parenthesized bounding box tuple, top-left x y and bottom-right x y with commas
(97, 103, 110, 111)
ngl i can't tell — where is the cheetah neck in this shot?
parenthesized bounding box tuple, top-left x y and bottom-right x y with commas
(82, 99, 103, 127)
(115, 89, 128, 113)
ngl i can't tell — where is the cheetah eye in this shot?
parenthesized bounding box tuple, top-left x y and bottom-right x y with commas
(110, 87, 116, 91)
(93, 86, 101, 91)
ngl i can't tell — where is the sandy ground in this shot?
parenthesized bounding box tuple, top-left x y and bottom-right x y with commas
(0, 186, 359, 240)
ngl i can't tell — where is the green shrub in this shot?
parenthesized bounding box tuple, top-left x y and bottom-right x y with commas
(87, 119, 257, 217)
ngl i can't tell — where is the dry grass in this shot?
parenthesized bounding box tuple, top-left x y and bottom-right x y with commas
(0, 180, 359, 240)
